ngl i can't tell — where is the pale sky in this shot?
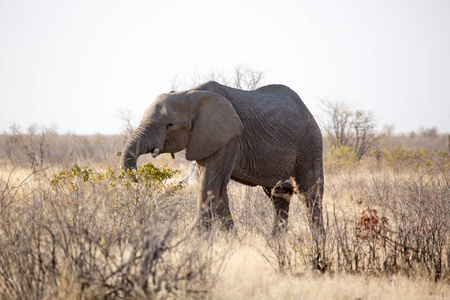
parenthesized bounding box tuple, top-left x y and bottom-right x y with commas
(1, 0, 450, 135)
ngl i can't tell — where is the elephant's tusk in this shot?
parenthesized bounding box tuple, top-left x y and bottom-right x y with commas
(152, 148, 161, 158)
(115, 152, 122, 157)
(171, 153, 175, 159)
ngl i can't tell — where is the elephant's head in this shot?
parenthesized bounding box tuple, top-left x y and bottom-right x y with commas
(120, 90, 244, 170)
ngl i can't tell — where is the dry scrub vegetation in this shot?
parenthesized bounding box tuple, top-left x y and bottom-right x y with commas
(0, 128, 449, 299)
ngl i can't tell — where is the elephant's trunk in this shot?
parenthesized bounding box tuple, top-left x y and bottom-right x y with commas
(120, 123, 165, 170)
(120, 136, 144, 170)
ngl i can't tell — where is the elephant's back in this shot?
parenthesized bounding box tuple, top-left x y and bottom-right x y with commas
(230, 84, 310, 117)
(227, 84, 313, 132)
(194, 81, 307, 113)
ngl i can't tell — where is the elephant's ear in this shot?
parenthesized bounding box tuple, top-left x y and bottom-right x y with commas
(186, 91, 243, 161)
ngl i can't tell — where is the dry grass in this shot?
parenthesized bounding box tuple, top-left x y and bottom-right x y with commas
(214, 243, 449, 300)
(0, 134, 449, 299)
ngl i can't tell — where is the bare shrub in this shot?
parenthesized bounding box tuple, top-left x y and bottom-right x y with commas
(0, 163, 222, 299)
(249, 148, 449, 281)
(361, 159, 450, 280)
(1, 127, 123, 169)
(320, 151, 450, 280)
(4, 124, 57, 171)
(1, 130, 449, 299)
(228, 184, 273, 233)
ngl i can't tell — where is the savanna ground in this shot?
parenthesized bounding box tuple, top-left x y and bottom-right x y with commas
(0, 128, 449, 299)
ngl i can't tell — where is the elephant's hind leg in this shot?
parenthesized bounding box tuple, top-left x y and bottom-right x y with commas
(302, 177, 326, 270)
(304, 177, 324, 237)
(263, 186, 293, 233)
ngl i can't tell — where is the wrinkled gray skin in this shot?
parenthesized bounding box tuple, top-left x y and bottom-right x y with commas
(121, 81, 323, 233)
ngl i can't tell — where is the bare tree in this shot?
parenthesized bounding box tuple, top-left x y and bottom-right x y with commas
(382, 124, 395, 137)
(319, 99, 353, 148)
(116, 109, 136, 139)
(351, 110, 377, 160)
(320, 100, 378, 160)
(170, 65, 265, 92)
(232, 65, 265, 90)
(418, 126, 438, 138)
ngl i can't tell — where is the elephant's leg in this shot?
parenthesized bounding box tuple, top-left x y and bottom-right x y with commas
(304, 178, 324, 237)
(302, 177, 325, 270)
(196, 139, 239, 230)
(263, 186, 293, 233)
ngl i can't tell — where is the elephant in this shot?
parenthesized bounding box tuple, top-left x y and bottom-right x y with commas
(120, 81, 324, 234)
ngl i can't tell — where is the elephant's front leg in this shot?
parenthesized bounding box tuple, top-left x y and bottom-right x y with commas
(196, 139, 239, 230)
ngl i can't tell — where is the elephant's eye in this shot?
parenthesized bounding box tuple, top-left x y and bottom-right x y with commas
(167, 123, 173, 129)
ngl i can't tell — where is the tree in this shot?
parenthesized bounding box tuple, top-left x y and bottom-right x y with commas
(170, 64, 265, 91)
(116, 109, 136, 140)
(231, 65, 265, 90)
(351, 110, 377, 160)
(320, 100, 353, 148)
(320, 99, 378, 160)
(418, 126, 438, 138)
(382, 124, 395, 137)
